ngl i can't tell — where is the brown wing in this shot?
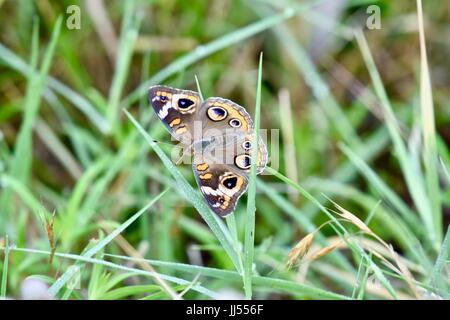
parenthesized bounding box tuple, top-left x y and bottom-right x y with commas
(192, 132, 266, 216)
(192, 157, 248, 216)
(148, 85, 200, 145)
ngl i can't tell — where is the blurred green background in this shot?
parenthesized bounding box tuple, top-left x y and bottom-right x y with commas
(0, 0, 449, 300)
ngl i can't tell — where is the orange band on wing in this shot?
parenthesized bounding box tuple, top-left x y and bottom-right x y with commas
(169, 118, 181, 127)
(209, 102, 250, 131)
(196, 163, 209, 171)
(175, 126, 187, 134)
(199, 173, 213, 180)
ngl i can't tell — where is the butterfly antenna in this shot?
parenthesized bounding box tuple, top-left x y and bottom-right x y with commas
(151, 139, 185, 151)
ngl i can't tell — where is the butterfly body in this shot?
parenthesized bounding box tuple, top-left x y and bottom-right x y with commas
(148, 85, 267, 216)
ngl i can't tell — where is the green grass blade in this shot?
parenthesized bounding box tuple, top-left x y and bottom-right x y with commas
(266, 166, 400, 299)
(304, 178, 431, 266)
(47, 188, 169, 297)
(225, 214, 244, 274)
(101, 285, 163, 300)
(1, 236, 9, 299)
(339, 143, 422, 232)
(257, 179, 355, 272)
(243, 52, 263, 299)
(105, 254, 351, 300)
(430, 226, 450, 298)
(123, 109, 241, 271)
(194, 75, 204, 101)
(82, 188, 168, 257)
(35, 118, 82, 179)
(440, 158, 450, 186)
(354, 29, 437, 248)
(0, 43, 109, 133)
(356, 254, 372, 300)
(47, 77, 109, 133)
(106, 1, 141, 133)
(124, 1, 319, 107)
(29, 17, 39, 71)
(301, 127, 389, 220)
(74, 134, 138, 231)
(0, 175, 49, 224)
(0, 17, 62, 232)
(251, 276, 350, 300)
(139, 53, 152, 122)
(59, 157, 111, 248)
(39, 17, 62, 76)
(13, 247, 218, 299)
(416, 0, 442, 242)
(253, 5, 361, 149)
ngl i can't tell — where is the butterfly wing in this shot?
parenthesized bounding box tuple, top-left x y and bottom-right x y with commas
(148, 85, 201, 145)
(195, 97, 267, 174)
(149, 88, 268, 216)
(195, 97, 253, 137)
(192, 145, 249, 217)
(192, 98, 268, 216)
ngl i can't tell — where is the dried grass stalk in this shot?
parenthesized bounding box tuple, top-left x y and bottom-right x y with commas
(287, 233, 314, 269)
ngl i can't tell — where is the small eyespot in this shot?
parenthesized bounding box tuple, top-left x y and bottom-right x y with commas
(207, 106, 228, 121)
(242, 141, 252, 150)
(223, 177, 238, 189)
(160, 95, 168, 102)
(229, 118, 241, 128)
(235, 154, 251, 170)
(178, 98, 194, 109)
(219, 197, 225, 204)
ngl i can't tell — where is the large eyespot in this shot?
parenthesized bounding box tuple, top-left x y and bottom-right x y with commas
(242, 140, 252, 150)
(178, 98, 194, 109)
(207, 106, 227, 121)
(235, 154, 251, 170)
(223, 177, 238, 189)
(229, 118, 241, 128)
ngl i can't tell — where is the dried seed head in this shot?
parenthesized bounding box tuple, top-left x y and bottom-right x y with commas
(332, 201, 372, 234)
(287, 233, 314, 269)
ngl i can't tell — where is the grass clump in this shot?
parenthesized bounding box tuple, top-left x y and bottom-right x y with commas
(0, 0, 449, 300)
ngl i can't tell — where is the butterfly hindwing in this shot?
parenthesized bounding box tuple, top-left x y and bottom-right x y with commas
(192, 154, 249, 217)
(192, 133, 266, 216)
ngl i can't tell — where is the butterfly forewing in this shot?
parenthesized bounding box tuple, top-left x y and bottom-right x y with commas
(148, 85, 200, 145)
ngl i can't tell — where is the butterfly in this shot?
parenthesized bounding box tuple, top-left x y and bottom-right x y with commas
(148, 85, 268, 216)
